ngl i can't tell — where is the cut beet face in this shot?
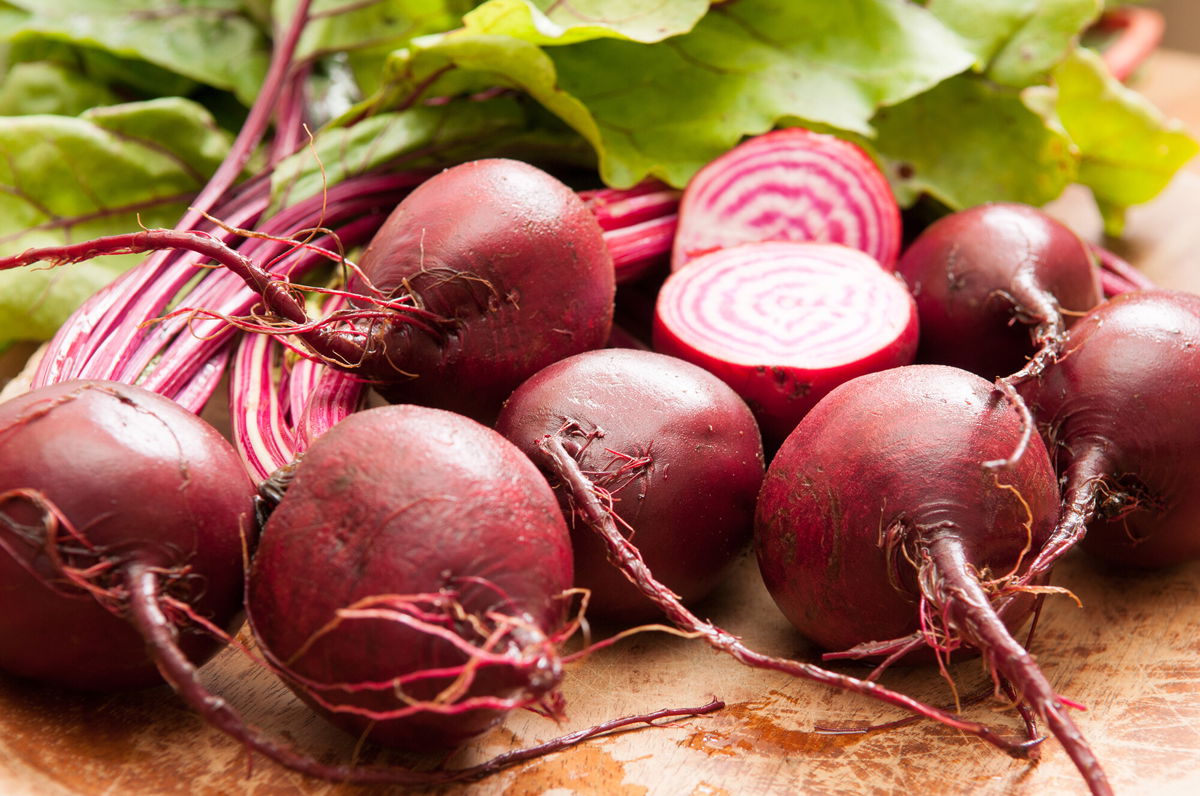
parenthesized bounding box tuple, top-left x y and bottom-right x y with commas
(653, 241, 918, 445)
(672, 128, 902, 271)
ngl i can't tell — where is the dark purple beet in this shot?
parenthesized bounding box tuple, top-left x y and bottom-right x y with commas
(1020, 289, 1200, 571)
(495, 348, 764, 623)
(755, 364, 1109, 796)
(0, 380, 255, 690)
(247, 404, 575, 751)
(343, 158, 616, 422)
(896, 202, 1102, 381)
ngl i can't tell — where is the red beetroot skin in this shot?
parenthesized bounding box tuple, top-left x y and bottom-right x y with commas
(495, 349, 765, 623)
(1021, 289, 1200, 569)
(247, 404, 574, 752)
(754, 365, 1114, 795)
(896, 203, 1102, 380)
(0, 380, 255, 690)
(755, 364, 1056, 653)
(347, 159, 616, 422)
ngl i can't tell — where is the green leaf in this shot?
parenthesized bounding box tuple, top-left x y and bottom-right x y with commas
(268, 96, 530, 210)
(871, 72, 1077, 209)
(927, 0, 1101, 86)
(380, 0, 976, 187)
(462, 0, 709, 45)
(2, 0, 270, 105)
(0, 60, 121, 115)
(1052, 46, 1199, 235)
(0, 98, 233, 348)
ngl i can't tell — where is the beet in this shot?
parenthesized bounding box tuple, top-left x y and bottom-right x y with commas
(495, 348, 764, 623)
(895, 202, 1102, 382)
(0, 380, 255, 690)
(247, 403, 575, 751)
(336, 159, 615, 420)
(755, 364, 1110, 796)
(653, 241, 918, 444)
(1020, 289, 1200, 572)
(499, 353, 1049, 763)
(671, 128, 902, 270)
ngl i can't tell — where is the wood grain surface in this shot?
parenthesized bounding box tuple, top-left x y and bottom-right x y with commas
(3, 48, 1200, 796)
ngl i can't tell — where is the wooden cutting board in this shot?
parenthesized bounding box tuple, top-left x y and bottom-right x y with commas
(4, 49, 1200, 796)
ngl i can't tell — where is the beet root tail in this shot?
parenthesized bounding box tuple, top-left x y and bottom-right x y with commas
(922, 531, 1111, 796)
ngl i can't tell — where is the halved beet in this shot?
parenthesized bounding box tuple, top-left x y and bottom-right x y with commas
(672, 128, 902, 270)
(653, 241, 918, 444)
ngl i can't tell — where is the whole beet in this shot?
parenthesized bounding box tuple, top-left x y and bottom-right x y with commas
(247, 404, 574, 751)
(0, 380, 255, 690)
(1021, 289, 1200, 570)
(495, 348, 764, 623)
(344, 158, 616, 422)
(755, 364, 1109, 796)
(896, 202, 1101, 381)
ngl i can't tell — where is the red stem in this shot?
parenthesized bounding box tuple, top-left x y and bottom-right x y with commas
(1097, 6, 1164, 83)
(1090, 242, 1156, 292)
(179, 0, 315, 233)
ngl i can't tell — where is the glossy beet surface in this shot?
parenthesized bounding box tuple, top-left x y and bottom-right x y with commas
(0, 380, 255, 690)
(496, 349, 764, 623)
(896, 203, 1101, 380)
(755, 364, 1056, 653)
(348, 159, 615, 422)
(1022, 289, 1200, 568)
(248, 404, 574, 751)
(754, 364, 1110, 795)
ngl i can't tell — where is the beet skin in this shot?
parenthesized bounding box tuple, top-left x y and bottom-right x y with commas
(0, 380, 255, 690)
(248, 404, 574, 752)
(496, 348, 764, 623)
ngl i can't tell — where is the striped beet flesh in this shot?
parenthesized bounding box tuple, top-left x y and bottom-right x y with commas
(653, 241, 918, 445)
(672, 128, 902, 271)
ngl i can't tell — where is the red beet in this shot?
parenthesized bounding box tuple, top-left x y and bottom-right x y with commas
(895, 202, 1102, 382)
(755, 364, 1110, 796)
(340, 159, 615, 420)
(653, 241, 918, 444)
(1020, 289, 1200, 572)
(495, 348, 764, 623)
(0, 380, 255, 690)
(247, 404, 575, 751)
(500, 353, 1050, 764)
